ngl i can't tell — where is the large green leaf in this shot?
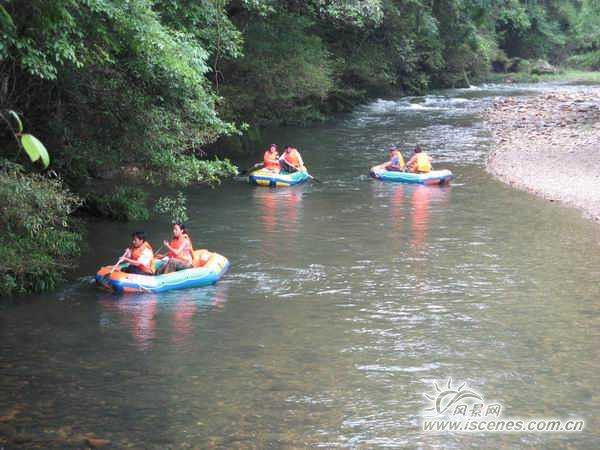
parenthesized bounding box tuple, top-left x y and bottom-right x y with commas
(21, 134, 50, 168)
(8, 110, 23, 133)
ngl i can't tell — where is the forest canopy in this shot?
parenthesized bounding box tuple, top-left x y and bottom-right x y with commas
(2, 0, 598, 169)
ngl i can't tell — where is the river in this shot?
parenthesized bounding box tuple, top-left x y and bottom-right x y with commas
(1, 83, 599, 448)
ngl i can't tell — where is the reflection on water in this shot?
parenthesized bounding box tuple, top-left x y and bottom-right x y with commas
(98, 284, 229, 350)
(371, 182, 452, 251)
(254, 187, 303, 231)
(410, 185, 451, 249)
(254, 187, 303, 256)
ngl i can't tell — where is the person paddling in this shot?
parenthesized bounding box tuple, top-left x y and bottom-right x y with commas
(119, 231, 155, 275)
(384, 145, 405, 172)
(263, 144, 280, 172)
(406, 145, 432, 173)
(157, 222, 194, 274)
(279, 146, 306, 173)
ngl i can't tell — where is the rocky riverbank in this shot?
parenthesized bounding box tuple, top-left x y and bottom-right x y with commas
(485, 87, 600, 223)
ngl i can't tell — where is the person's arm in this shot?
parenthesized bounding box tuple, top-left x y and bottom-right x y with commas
(178, 240, 192, 262)
(122, 248, 138, 265)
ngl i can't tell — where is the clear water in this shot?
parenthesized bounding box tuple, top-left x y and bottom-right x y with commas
(1, 82, 599, 448)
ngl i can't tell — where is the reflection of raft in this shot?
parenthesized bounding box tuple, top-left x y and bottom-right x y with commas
(95, 250, 230, 294)
(370, 164, 453, 185)
(249, 168, 310, 187)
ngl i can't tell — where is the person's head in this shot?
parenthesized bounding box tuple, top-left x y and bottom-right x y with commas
(388, 145, 398, 154)
(269, 144, 278, 153)
(172, 221, 186, 238)
(414, 145, 422, 153)
(284, 145, 292, 153)
(131, 231, 146, 248)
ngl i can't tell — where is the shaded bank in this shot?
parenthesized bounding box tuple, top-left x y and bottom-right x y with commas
(485, 87, 600, 223)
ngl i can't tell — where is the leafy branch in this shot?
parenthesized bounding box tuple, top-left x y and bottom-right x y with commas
(0, 110, 50, 168)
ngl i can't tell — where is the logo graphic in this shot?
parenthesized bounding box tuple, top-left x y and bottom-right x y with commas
(421, 378, 584, 433)
(423, 378, 483, 417)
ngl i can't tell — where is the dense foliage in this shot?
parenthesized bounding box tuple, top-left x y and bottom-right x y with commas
(83, 186, 150, 222)
(0, 161, 82, 295)
(0, 0, 236, 185)
(216, 0, 600, 124)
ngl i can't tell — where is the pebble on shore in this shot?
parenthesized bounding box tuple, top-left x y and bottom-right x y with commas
(485, 88, 600, 223)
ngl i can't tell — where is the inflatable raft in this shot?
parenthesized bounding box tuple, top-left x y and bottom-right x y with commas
(249, 168, 310, 187)
(370, 164, 453, 185)
(95, 250, 230, 294)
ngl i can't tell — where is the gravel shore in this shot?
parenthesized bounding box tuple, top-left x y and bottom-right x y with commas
(485, 86, 600, 223)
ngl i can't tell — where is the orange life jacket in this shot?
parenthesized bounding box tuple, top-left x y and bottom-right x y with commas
(263, 150, 280, 170)
(282, 149, 301, 168)
(168, 235, 193, 263)
(416, 152, 431, 173)
(130, 241, 155, 274)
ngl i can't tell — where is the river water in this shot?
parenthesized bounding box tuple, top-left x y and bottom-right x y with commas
(1, 83, 599, 448)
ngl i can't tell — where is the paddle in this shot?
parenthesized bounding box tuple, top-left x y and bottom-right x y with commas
(153, 244, 165, 259)
(239, 162, 264, 176)
(304, 172, 322, 183)
(280, 158, 322, 183)
(109, 250, 128, 274)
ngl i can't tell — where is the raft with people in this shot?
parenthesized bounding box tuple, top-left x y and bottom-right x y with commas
(95, 224, 229, 294)
(95, 250, 230, 294)
(248, 144, 315, 187)
(249, 168, 311, 187)
(370, 165, 453, 185)
(370, 145, 453, 185)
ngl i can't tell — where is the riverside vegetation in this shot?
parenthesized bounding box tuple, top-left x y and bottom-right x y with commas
(1, 0, 600, 295)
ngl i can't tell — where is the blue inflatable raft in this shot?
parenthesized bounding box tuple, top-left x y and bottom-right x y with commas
(249, 168, 310, 187)
(95, 251, 230, 294)
(370, 164, 453, 185)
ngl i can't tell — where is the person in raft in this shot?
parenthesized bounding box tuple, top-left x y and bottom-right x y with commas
(406, 145, 432, 173)
(263, 144, 280, 173)
(157, 222, 194, 274)
(384, 145, 405, 171)
(279, 146, 306, 173)
(120, 231, 155, 275)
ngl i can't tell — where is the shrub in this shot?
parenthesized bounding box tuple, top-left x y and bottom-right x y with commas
(0, 160, 82, 295)
(567, 50, 600, 70)
(84, 186, 150, 222)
